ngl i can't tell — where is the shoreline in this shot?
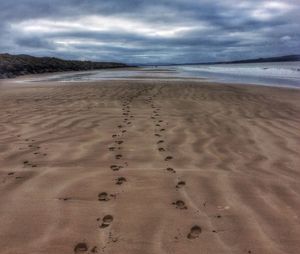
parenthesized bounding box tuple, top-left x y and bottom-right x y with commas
(2, 64, 299, 90)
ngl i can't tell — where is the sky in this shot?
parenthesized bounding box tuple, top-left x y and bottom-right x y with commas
(0, 0, 299, 64)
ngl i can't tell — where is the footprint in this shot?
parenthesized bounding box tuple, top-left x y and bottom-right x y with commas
(157, 140, 164, 144)
(116, 177, 127, 185)
(108, 147, 116, 151)
(59, 197, 71, 201)
(122, 130, 127, 133)
(98, 215, 114, 228)
(172, 200, 187, 209)
(156, 124, 160, 127)
(118, 125, 123, 128)
(74, 242, 88, 253)
(98, 192, 110, 201)
(187, 225, 202, 239)
(165, 156, 173, 161)
(158, 147, 165, 152)
(115, 154, 122, 160)
(160, 128, 165, 132)
(115, 141, 123, 145)
(155, 134, 161, 137)
(112, 134, 117, 138)
(176, 181, 186, 188)
(166, 167, 176, 173)
(110, 165, 122, 171)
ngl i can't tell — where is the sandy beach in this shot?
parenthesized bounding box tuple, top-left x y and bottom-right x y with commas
(0, 77, 300, 254)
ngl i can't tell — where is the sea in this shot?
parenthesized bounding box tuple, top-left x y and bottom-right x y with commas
(23, 61, 300, 89)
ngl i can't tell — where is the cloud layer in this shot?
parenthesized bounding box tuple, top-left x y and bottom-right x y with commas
(0, 0, 299, 64)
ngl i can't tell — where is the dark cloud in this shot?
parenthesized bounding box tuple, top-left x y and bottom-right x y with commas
(0, 0, 299, 64)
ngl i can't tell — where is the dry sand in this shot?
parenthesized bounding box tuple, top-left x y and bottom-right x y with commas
(0, 78, 300, 254)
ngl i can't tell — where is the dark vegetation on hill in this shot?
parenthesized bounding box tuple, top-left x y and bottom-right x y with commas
(218, 55, 300, 64)
(0, 53, 129, 79)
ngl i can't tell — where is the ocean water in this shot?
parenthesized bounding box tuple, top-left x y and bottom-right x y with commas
(23, 61, 300, 89)
(175, 61, 300, 88)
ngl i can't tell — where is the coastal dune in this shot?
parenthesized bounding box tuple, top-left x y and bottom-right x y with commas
(0, 79, 300, 254)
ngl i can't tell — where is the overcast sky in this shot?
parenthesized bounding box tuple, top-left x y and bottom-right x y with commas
(0, 0, 299, 64)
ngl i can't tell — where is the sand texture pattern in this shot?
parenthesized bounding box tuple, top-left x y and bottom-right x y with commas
(0, 79, 300, 254)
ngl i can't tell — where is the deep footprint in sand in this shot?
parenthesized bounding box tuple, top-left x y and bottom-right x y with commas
(155, 134, 161, 137)
(116, 177, 127, 185)
(115, 141, 124, 145)
(187, 225, 202, 239)
(158, 147, 165, 152)
(173, 200, 187, 209)
(157, 140, 164, 144)
(98, 192, 110, 201)
(176, 181, 186, 189)
(98, 215, 114, 228)
(110, 165, 122, 171)
(74, 243, 88, 253)
(166, 167, 176, 173)
(165, 156, 173, 161)
(115, 154, 122, 160)
(108, 147, 116, 151)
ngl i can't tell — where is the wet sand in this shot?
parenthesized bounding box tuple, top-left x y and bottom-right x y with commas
(0, 78, 300, 254)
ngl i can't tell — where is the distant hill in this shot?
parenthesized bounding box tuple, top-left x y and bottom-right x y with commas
(0, 53, 129, 79)
(217, 55, 300, 64)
